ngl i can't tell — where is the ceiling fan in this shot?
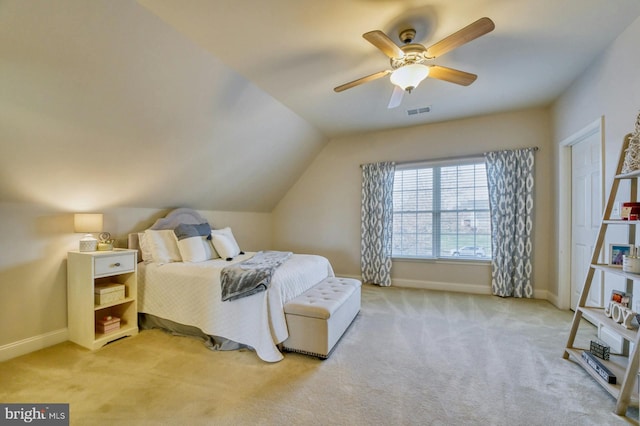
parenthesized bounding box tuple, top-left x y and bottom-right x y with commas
(334, 17, 495, 109)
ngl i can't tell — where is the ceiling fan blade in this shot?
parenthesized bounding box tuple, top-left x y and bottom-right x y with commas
(363, 30, 404, 59)
(428, 65, 477, 86)
(334, 70, 391, 92)
(388, 86, 404, 109)
(426, 17, 495, 58)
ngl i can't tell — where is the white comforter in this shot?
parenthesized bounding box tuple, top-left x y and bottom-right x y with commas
(138, 252, 334, 362)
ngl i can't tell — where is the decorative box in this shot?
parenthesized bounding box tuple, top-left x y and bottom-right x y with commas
(590, 340, 610, 360)
(96, 316, 120, 334)
(94, 283, 125, 305)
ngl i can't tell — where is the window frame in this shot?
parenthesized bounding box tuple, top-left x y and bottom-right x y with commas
(392, 156, 492, 261)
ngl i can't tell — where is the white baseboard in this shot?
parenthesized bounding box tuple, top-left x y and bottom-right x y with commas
(0, 328, 68, 362)
(544, 290, 560, 307)
(336, 274, 489, 295)
(328, 274, 553, 301)
(392, 278, 492, 295)
(393, 278, 551, 301)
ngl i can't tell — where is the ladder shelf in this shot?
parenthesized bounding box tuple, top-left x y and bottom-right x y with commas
(563, 133, 640, 417)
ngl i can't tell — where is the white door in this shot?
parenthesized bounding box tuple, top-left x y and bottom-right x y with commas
(570, 131, 602, 309)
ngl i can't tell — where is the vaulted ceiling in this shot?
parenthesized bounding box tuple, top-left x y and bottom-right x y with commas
(140, 0, 640, 136)
(1, 0, 639, 212)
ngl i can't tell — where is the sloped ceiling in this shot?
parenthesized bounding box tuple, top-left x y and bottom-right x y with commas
(139, 0, 640, 136)
(1, 0, 640, 213)
(0, 0, 325, 212)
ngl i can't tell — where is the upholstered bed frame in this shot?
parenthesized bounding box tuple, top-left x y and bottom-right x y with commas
(129, 208, 248, 352)
(128, 208, 208, 258)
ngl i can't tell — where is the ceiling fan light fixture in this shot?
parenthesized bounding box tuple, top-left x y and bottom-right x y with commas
(390, 64, 430, 92)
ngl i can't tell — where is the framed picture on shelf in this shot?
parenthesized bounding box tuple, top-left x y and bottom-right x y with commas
(610, 289, 632, 308)
(609, 243, 633, 266)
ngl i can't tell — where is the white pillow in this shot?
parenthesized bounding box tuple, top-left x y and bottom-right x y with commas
(137, 232, 154, 263)
(211, 227, 241, 259)
(176, 236, 218, 262)
(144, 229, 182, 265)
(172, 223, 219, 262)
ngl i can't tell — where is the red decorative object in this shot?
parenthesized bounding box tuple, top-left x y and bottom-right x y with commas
(621, 202, 640, 220)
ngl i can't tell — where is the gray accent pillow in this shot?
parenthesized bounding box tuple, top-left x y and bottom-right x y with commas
(174, 223, 212, 241)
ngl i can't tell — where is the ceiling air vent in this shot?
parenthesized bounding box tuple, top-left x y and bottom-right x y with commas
(407, 106, 431, 116)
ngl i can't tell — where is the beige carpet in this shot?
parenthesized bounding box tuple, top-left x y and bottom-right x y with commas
(1, 285, 638, 425)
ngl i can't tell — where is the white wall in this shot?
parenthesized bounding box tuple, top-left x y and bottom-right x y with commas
(0, 203, 272, 360)
(551, 16, 640, 308)
(0, 0, 326, 213)
(273, 108, 553, 297)
(0, 0, 315, 360)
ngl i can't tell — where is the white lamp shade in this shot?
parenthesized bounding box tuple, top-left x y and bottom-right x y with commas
(74, 213, 103, 233)
(390, 64, 430, 92)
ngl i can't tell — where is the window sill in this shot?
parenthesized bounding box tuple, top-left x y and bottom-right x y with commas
(392, 256, 491, 266)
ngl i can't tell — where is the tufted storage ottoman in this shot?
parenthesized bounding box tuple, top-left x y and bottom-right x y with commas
(282, 277, 361, 359)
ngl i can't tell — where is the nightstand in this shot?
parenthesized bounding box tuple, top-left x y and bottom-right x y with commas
(67, 249, 138, 350)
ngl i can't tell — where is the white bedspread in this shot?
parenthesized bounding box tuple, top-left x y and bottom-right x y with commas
(138, 253, 334, 362)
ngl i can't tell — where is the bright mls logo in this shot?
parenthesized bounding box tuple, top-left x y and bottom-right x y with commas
(1, 404, 68, 425)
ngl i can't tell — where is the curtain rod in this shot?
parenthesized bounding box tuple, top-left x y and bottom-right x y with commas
(483, 146, 539, 155)
(360, 146, 539, 167)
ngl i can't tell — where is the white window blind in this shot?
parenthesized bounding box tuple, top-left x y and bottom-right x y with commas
(392, 158, 491, 259)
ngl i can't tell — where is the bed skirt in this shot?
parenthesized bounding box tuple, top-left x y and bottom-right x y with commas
(138, 313, 251, 352)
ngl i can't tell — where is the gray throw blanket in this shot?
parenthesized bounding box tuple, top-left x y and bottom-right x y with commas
(221, 251, 293, 301)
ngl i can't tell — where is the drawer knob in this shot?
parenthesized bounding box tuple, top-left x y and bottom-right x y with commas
(113, 262, 121, 267)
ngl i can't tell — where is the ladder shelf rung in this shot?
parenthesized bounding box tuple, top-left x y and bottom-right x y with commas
(578, 307, 639, 341)
(602, 219, 640, 224)
(591, 263, 640, 280)
(615, 169, 640, 179)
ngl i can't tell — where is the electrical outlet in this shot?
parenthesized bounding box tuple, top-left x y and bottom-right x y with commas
(612, 202, 621, 219)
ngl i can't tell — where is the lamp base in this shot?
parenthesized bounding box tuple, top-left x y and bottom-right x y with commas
(79, 234, 98, 252)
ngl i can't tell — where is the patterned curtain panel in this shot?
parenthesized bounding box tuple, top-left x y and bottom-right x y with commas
(361, 162, 395, 286)
(485, 148, 536, 298)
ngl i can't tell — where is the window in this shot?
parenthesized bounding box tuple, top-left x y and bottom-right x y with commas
(392, 158, 491, 259)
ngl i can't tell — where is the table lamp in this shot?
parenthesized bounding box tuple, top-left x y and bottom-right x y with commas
(74, 213, 103, 252)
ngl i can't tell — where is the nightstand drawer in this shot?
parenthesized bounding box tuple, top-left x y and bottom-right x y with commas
(94, 253, 135, 277)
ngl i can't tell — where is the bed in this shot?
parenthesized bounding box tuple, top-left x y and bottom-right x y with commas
(129, 208, 334, 362)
